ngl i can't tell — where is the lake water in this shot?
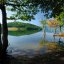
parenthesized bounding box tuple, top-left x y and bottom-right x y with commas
(7, 27, 64, 57)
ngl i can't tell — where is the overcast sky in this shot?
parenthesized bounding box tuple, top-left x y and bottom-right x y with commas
(0, 10, 46, 26)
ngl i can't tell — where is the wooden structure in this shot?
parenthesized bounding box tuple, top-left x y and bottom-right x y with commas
(53, 33, 64, 37)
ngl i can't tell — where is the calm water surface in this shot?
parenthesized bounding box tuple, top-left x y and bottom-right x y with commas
(7, 28, 64, 56)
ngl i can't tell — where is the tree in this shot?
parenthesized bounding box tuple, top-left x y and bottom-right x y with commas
(0, 3, 8, 56)
(57, 12, 64, 32)
(4, 0, 64, 20)
(47, 19, 59, 33)
(47, 19, 58, 42)
(0, 0, 39, 56)
(40, 20, 47, 42)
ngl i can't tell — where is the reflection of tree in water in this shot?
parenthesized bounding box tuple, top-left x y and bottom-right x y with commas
(40, 19, 64, 53)
(39, 40, 58, 53)
(47, 19, 59, 42)
(40, 20, 47, 42)
(54, 33, 64, 45)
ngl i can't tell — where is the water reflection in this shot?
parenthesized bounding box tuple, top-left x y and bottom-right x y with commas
(39, 41, 58, 53)
(7, 31, 64, 56)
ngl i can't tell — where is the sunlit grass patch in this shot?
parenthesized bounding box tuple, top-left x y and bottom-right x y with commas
(39, 40, 64, 53)
(46, 43, 58, 50)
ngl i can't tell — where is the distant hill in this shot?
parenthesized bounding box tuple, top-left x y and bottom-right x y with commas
(7, 22, 42, 36)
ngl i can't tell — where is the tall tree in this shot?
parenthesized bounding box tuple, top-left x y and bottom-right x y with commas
(47, 19, 59, 42)
(0, 1, 8, 55)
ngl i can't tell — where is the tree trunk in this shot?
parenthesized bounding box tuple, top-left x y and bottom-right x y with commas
(60, 26, 62, 32)
(43, 26, 46, 42)
(53, 27, 56, 42)
(1, 5, 8, 53)
(54, 27, 56, 34)
(0, 23, 2, 54)
(59, 26, 62, 42)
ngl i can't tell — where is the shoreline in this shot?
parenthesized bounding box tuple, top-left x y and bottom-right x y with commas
(6, 50, 64, 64)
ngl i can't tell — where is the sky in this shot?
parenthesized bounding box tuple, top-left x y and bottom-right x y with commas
(0, 10, 46, 26)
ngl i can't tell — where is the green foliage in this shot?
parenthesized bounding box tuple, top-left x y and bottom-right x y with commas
(0, 0, 5, 4)
(8, 30, 39, 36)
(0, 0, 64, 21)
(4, 0, 63, 20)
(59, 21, 64, 27)
(7, 22, 42, 36)
(6, 0, 39, 21)
(56, 12, 64, 27)
(59, 12, 64, 20)
(40, 20, 47, 29)
(40, 20, 47, 25)
(59, 12, 64, 26)
(7, 22, 41, 29)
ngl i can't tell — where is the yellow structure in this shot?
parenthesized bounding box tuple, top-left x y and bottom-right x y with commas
(53, 33, 64, 37)
(47, 19, 59, 27)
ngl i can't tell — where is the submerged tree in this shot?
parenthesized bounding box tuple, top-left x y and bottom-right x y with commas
(47, 19, 59, 42)
(40, 20, 47, 42)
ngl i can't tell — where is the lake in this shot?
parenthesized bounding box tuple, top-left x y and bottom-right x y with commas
(7, 26, 64, 57)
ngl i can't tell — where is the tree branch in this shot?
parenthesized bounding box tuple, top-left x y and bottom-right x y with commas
(5, 3, 38, 6)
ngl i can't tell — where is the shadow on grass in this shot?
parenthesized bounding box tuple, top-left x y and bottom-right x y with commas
(0, 50, 64, 64)
(0, 53, 21, 64)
